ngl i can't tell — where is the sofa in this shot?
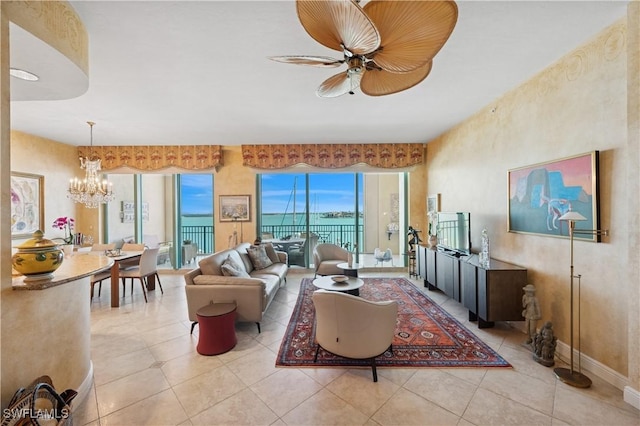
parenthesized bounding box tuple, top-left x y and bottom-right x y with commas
(184, 242, 288, 334)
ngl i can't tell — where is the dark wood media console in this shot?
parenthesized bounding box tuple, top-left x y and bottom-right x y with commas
(416, 245, 527, 328)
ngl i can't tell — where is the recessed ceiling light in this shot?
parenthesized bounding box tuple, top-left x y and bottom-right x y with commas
(10, 68, 39, 81)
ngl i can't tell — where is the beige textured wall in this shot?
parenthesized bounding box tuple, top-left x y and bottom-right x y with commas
(625, 1, 639, 394)
(426, 18, 634, 380)
(214, 146, 258, 250)
(363, 174, 401, 253)
(409, 154, 428, 241)
(10, 131, 80, 247)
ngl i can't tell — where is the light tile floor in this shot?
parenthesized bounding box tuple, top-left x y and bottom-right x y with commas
(76, 271, 639, 425)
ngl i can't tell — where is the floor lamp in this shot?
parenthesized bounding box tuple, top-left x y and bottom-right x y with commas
(554, 211, 608, 388)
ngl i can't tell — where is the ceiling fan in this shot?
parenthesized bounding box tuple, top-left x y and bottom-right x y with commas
(269, 0, 458, 98)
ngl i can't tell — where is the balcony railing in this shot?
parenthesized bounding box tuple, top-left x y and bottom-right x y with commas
(177, 223, 364, 257)
(182, 225, 364, 254)
(260, 224, 363, 251)
(181, 225, 214, 254)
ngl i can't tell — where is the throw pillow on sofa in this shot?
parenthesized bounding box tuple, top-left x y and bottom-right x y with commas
(261, 242, 280, 264)
(247, 245, 273, 270)
(221, 255, 250, 278)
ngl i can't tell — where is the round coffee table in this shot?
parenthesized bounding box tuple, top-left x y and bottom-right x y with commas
(313, 275, 363, 296)
(337, 262, 363, 277)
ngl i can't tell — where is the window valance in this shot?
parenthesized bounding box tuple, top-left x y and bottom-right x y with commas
(76, 145, 223, 171)
(241, 143, 424, 169)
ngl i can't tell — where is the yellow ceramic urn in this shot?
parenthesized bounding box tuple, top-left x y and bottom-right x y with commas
(12, 230, 64, 281)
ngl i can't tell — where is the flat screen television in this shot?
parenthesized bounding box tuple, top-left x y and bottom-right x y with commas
(436, 212, 471, 254)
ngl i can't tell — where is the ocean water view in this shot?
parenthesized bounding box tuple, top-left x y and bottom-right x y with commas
(181, 213, 363, 250)
(181, 213, 360, 227)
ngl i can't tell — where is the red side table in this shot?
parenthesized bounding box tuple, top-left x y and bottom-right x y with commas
(196, 303, 237, 355)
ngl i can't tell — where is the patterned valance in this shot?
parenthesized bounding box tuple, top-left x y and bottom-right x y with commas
(77, 145, 223, 171)
(241, 143, 424, 169)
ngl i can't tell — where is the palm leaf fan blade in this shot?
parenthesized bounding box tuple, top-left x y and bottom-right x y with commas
(297, 0, 380, 54)
(317, 71, 362, 98)
(364, 0, 458, 73)
(268, 55, 343, 68)
(361, 61, 432, 96)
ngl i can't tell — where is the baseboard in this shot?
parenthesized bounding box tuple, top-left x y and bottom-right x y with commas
(73, 361, 94, 408)
(555, 340, 630, 392)
(624, 385, 640, 410)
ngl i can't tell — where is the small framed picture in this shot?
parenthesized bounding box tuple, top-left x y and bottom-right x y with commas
(219, 195, 251, 222)
(427, 193, 441, 214)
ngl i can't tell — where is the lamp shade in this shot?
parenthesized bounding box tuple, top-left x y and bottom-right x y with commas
(559, 211, 587, 221)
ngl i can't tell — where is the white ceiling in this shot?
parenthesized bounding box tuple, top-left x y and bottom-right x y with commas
(9, 1, 629, 147)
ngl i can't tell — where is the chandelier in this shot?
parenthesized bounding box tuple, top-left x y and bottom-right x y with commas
(67, 121, 115, 208)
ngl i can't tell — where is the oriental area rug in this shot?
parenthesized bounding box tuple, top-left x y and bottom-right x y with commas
(276, 277, 511, 369)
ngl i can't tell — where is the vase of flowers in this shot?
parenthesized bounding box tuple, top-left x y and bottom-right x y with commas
(52, 216, 75, 245)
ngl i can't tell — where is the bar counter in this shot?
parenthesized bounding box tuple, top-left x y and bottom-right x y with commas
(11, 253, 113, 289)
(3, 254, 113, 407)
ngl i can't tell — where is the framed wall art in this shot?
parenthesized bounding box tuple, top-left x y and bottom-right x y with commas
(11, 172, 44, 239)
(427, 193, 441, 214)
(508, 151, 600, 241)
(219, 195, 251, 222)
(121, 201, 149, 223)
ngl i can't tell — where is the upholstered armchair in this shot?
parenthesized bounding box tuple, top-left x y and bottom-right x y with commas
(311, 289, 398, 382)
(313, 243, 350, 277)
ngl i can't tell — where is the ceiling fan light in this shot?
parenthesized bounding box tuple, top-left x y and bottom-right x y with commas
(347, 56, 364, 74)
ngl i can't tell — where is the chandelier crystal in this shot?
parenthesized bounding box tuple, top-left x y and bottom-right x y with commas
(67, 121, 115, 208)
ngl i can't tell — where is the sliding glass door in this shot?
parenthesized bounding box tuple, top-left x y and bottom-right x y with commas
(258, 172, 405, 268)
(103, 173, 213, 270)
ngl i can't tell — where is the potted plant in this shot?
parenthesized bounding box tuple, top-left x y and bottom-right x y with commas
(52, 217, 75, 244)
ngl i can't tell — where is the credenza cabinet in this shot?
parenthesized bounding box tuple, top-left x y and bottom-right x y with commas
(416, 245, 527, 328)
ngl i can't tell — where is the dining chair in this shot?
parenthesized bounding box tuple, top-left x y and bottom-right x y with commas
(91, 243, 116, 252)
(89, 243, 116, 300)
(90, 270, 111, 300)
(119, 248, 163, 303)
(119, 243, 146, 270)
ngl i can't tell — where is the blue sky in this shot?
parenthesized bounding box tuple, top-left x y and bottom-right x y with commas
(181, 174, 214, 215)
(260, 173, 361, 214)
(180, 173, 361, 215)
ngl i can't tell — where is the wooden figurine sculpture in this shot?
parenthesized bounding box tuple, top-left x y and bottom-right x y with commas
(533, 321, 557, 367)
(522, 284, 541, 345)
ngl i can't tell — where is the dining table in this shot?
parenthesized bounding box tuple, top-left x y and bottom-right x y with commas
(263, 238, 305, 252)
(86, 250, 156, 307)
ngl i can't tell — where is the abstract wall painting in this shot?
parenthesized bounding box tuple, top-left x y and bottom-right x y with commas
(11, 172, 44, 239)
(508, 151, 600, 241)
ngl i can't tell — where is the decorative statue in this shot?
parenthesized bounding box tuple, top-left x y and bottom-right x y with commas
(522, 284, 541, 345)
(407, 226, 422, 252)
(533, 321, 557, 367)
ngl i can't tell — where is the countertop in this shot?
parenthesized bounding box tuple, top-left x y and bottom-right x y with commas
(12, 253, 114, 290)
